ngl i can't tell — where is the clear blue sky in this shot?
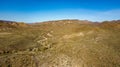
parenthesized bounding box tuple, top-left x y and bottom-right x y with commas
(0, 0, 120, 22)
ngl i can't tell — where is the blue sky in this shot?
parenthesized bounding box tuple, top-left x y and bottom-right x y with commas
(0, 0, 120, 22)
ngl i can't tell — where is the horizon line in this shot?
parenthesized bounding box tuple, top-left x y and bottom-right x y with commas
(0, 19, 120, 23)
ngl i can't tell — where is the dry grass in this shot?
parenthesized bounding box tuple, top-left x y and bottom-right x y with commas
(0, 20, 120, 67)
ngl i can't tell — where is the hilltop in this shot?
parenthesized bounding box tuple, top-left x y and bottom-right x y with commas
(0, 20, 120, 67)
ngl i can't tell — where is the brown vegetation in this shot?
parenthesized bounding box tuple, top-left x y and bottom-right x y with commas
(0, 20, 120, 67)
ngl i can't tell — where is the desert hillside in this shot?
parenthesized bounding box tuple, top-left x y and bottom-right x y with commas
(0, 20, 120, 67)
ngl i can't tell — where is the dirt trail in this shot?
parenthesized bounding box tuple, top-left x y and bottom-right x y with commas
(62, 32, 84, 39)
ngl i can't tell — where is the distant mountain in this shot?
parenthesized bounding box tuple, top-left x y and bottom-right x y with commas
(0, 20, 29, 31)
(0, 19, 120, 67)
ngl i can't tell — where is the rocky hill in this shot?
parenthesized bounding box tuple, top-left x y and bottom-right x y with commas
(0, 20, 120, 67)
(0, 20, 29, 31)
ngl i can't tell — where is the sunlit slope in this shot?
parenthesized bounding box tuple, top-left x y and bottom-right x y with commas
(0, 20, 120, 67)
